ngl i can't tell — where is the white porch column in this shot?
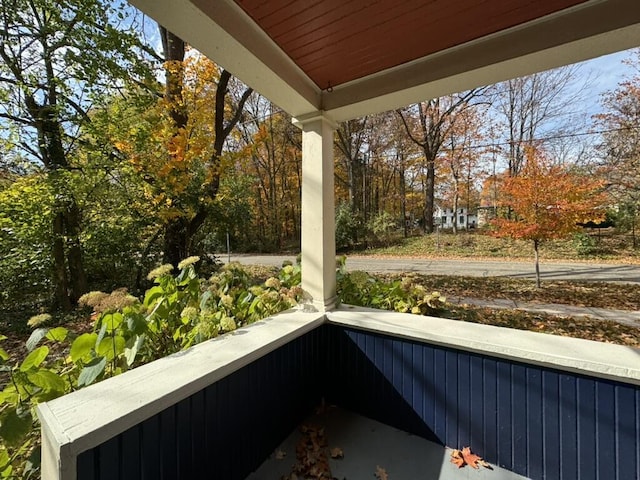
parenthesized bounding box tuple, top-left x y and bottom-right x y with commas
(293, 112, 337, 311)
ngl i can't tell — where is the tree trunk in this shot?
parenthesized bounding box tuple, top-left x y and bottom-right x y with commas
(163, 218, 190, 268)
(52, 210, 71, 311)
(534, 239, 541, 288)
(65, 199, 88, 302)
(424, 157, 435, 233)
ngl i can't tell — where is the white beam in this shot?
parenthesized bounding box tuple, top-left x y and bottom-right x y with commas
(127, 0, 321, 117)
(294, 113, 338, 311)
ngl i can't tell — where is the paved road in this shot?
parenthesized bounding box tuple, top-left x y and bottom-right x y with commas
(226, 254, 640, 284)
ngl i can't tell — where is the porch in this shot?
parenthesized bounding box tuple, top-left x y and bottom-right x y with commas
(39, 0, 640, 478)
(39, 306, 640, 479)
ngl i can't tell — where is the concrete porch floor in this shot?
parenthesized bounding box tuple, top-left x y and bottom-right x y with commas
(247, 407, 529, 480)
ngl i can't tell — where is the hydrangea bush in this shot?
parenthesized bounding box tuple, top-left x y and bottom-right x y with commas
(0, 257, 444, 478)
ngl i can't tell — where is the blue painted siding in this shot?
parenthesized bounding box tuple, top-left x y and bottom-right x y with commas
(75, 323, 639, 480)
(76, 327, 325, 480)
(324, 325, 640, 480)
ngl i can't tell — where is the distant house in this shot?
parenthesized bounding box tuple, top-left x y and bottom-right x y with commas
(434, 207, 477, 230)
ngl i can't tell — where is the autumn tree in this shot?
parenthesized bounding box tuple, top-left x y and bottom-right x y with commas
(236, 97, 302, 250)
(397, 90, 485, 233)
(115, 35, 252, 267)
(0, 0, 155, 308)
(492, 65, 589, 176)
(440, 107, 486, 233)
(492, 148, 606, 287)
(595, 49, 640, 244)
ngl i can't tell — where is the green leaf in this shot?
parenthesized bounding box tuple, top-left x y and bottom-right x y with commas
(0, 408, 32, 447)
(199, 290, 212, 310)
(77, 356, 106, 387)
(27, 370, 66, 393)
(96, 336, 125, 360)
(0, 448, 10, 470)
(25, 328, 48, 352)
(143, 285, 164, 307)
(0, 348, 8, 362)
(103, 312, 123, 332)
(0, 388, 19, 404)
(45, 327, 68, 342)
(19, 346, 49, 371)
(0, 335, 6, 341)
(70, 333, 97, 363)
(95, 320, 108, 347)
(124, 335, 145, 367)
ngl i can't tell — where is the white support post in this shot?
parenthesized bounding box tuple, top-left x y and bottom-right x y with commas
(293, 112, 337, 311)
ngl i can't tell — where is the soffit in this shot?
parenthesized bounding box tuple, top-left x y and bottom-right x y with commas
(129, 0, 640, 121)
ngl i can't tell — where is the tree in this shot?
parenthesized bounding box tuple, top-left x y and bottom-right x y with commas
(440, 107, 486, 233)
(397, 90, 485, 233)
(491, 147, 606, 287)
(157, 37, 252, 266)
(114, 41, 253, 266)
(0, 0, 155, 308)
(595, 49, 640, 246)
(492, 66, 589, 176)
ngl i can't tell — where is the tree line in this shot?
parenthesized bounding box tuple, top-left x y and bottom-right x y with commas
(0, 0, 637, 312)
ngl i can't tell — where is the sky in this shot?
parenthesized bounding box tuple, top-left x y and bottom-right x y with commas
(566, 48, 637, 116)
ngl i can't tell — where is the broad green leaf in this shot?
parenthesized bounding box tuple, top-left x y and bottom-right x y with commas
(0, 448, 9, 470)
(70, 333, 97, 363)
(124, 335, 145, 367)
(27, 370, 66, 393)
(143, 286, 164, 307)
(199, 290, 212, 310)
(45, 327, 68, 342)
(96, 336, 125, 360)
(0, 335, 6, 341)
(0, 388, 19, 404)
(0, 348, 8, 362)
(19, 346, 49, 371)
(103, 312, 123, 332)
(77, 356, 106, 387)
(126, 314, 147, 335)
(25, 328, 48, 352)
(0, 408, 32, 447)
(95, 321, 107, 348)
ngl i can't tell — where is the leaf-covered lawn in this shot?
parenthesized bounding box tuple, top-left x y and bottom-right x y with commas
(447, 306, 640, 348)
(359, 231, 640, 262)
(381, 273, 640, 310)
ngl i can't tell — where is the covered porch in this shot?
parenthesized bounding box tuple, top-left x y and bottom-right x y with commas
(38, 1, 640, 479)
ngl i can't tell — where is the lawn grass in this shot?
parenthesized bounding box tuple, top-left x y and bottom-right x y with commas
(355, 229, 640, 263)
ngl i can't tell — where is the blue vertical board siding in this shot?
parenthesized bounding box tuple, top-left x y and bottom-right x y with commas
(120, 426, 141, 480)
(527, 368, 543, 480)
(559, 374, 578, 480)
(75, 323, 639, 480)
(325, 325, 640, 480)
(76, 328, 324, 480)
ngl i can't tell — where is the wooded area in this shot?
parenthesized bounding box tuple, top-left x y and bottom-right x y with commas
(1, 0, 638, 312)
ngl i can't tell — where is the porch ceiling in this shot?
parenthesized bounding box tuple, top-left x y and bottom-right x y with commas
(130, 0, 640, 121)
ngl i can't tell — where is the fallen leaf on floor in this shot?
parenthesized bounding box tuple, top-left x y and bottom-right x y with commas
(450, 446, 492, 470)
(330, 447, 344, 459)
(275, 449, 287, 460)
(450, 449, 465, 468)
(375, 465, 389, 479)
(461, 447, 482, 469)
(290, 423, 333, 479)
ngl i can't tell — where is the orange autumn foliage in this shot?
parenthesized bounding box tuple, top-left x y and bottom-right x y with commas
(491, 148, 607, 243)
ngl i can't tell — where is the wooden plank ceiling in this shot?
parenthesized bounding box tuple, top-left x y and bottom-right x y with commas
(233, 0, 588, 90)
